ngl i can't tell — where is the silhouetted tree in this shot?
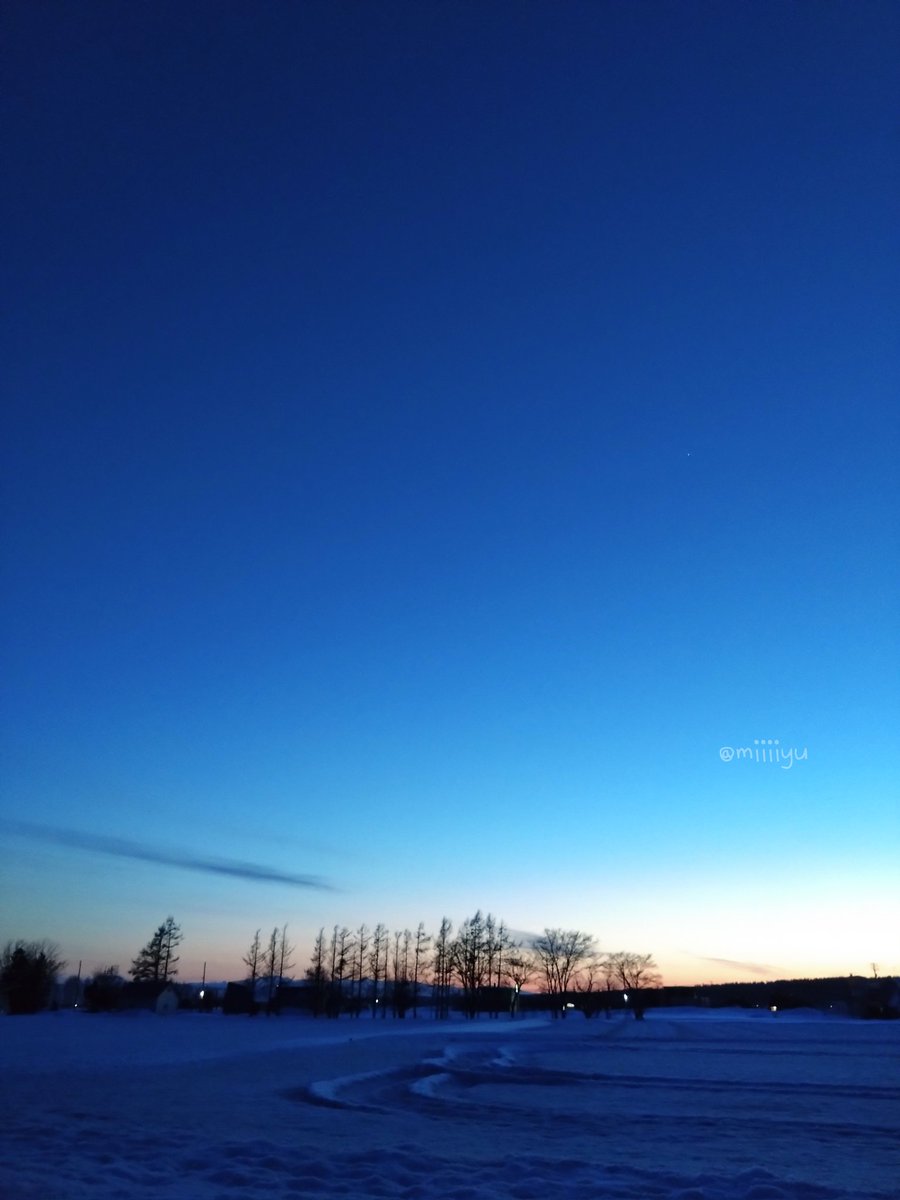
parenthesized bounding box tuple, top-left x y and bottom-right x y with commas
(1, 940, 65, 1014)
(261, 928, 279, 1011)
(432, 917, 453, 1019)
(130, 918, 182, 983)
(61, 973, 83, 1008)
(606, 951, 661, 1019)
(260, 925, 294, 1012)
(452, 911, 490, 1017)
(484, 913, 497, 992)
(574, 958, 606, 1017)
(412, 922, 430, 1017)
(505, 947, 536, 1015)
(83, 966, 124, 1012)
(327, 926, 353, 1017)
(493, 920, 514, 987)
(277, 924, 295, 984)
(391, 929, 411, 1017)
(485, 916, 516, 1016)
(601, 955, 618, 1018)
(532, 928, 597, 1015)
(353, 924, 369, 1016)
(243, 930, 262, 992)
(305, 928, 328, 1016)
(369, 923, 388, 1017)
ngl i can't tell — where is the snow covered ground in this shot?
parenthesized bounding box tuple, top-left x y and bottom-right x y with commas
(1, 1006, 897, 1199)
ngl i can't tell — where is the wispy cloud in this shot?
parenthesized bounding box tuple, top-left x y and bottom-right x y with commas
(1, 820, 335, 891)
(509, 928, 543, 947)
(689, 953, 775, 978)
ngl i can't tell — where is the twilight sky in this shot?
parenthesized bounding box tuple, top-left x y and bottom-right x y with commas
(2, 2, 898, 987)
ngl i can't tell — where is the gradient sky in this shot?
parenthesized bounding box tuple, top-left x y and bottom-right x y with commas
(2, 2, 898, 988)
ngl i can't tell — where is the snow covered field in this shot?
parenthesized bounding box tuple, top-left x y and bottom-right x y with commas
(1, 1007, 897, 1200)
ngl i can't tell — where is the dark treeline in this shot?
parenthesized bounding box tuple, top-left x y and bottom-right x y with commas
(6, 920, 896, 1020)
(669, 975, 900, 1019)
(0, 912, 655, 1019)
(226, 910, 662, 1021)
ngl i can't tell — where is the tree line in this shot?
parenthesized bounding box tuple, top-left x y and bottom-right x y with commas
(2, 912, 661, 1018)
(269, 910, 661, 1020)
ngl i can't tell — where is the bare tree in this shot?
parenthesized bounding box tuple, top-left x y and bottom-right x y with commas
(256, 925, 294, 1013)
(262, 927, 279, 1011)
(369, 923, 388, 1017)
(574, 957, 606, 1018)
(605, 951, 662, 1020)
(277, 925, 295, 984)
(402, 928, 411, 985)
(242, 929, 262, 992)
(432, 917, 453, 1019)
(412, 922, 430, 1017)
(490, 920, 517, 1017)
(390, 930, 412, 1017)
(532, 928, 597, 1016)
(83, 965, 123, 1012)
(494, 920, 513, 988)
(305, 928, 328, 1017)
(484, 913, 497, 1010)
(327, 926, 353, 1017)
(505, 946, 536, 1017)
(353, 924, 370, 1016)
(452, 911, 490, 1018)
(399, 929, 414, 1016)
(339, 928, 355, 1010)
(601, 955, 619, 1017)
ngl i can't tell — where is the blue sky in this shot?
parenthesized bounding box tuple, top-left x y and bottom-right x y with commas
(2, 2, 898, 986)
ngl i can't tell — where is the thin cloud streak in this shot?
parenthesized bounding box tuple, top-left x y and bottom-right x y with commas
(1, 820, 335, 891)
(690, 954, 775, 978)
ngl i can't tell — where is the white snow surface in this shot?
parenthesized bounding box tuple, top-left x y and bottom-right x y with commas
(1, 1006, 897, 1199)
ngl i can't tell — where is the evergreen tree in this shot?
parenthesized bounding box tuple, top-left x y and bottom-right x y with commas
(130, 917, 182, 983)
(1, 940, 65, 1014)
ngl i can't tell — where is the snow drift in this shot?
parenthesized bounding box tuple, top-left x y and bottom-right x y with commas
(1, 1007, 897, 1199)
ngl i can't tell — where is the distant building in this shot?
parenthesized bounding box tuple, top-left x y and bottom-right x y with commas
(155, 985, 179, 1016)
